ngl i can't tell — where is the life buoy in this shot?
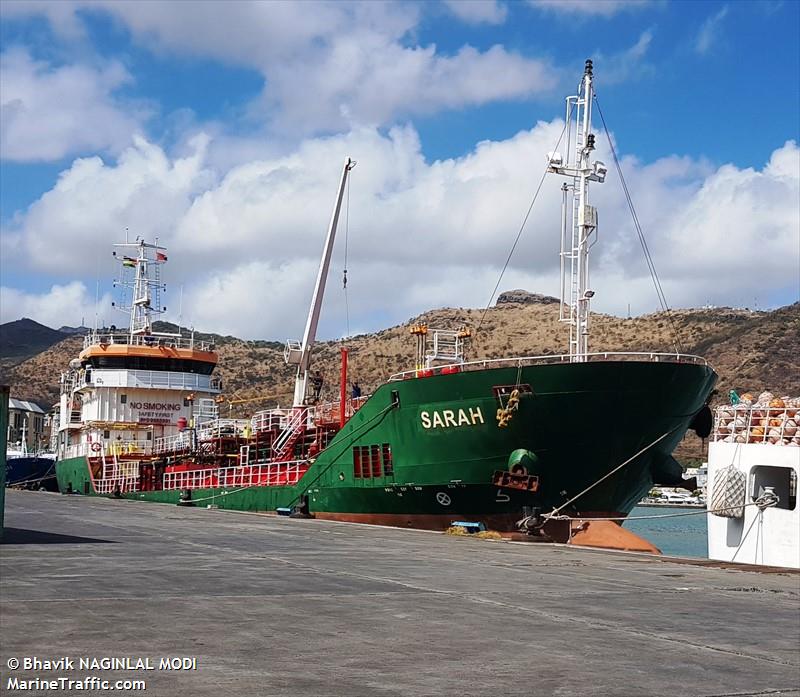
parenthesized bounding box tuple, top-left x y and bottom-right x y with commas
(91, 442, 102, 453)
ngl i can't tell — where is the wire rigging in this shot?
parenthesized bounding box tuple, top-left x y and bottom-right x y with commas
(593, 96, 684, 353)
(474, 100, 576, 333)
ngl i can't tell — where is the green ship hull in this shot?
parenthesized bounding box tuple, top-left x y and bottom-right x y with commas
(56, 360, 716, 530)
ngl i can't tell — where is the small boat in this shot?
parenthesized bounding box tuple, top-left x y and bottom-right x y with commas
(638, 488, 705, 507)
(5, 417, 57, 491)
(6, 446, 57, 491)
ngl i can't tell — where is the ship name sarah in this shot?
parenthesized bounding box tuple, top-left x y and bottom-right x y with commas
(420, 407, 485, 429)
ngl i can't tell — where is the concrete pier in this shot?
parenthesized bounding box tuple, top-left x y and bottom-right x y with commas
(1, 490, 798, 696)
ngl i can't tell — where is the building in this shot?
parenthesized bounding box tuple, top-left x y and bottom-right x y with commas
(7, 399, 48, 453)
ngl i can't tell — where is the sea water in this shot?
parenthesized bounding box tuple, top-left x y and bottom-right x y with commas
(623, 506, 708, 558)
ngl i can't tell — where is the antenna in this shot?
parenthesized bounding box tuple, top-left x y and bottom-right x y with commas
(178, 285, 184, 333)
(94, 252, 100, 332)
(112, 236, 169, 336)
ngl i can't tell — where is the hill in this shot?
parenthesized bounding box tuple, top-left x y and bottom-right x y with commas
(0, 318, 71, 373)
(2, 297, 797, 417)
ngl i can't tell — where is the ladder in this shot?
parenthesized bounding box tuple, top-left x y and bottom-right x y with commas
(272, 408, 307, 459)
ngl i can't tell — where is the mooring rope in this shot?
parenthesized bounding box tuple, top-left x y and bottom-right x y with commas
(546, 493, 779, 523)
(538, 425, 682, 524)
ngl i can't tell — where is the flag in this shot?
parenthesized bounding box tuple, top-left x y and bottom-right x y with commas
(122, 257, 136, 268)
(156, 252, 168, 262)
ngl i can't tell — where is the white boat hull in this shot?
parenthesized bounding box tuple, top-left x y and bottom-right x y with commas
(707, 442, 800, 569)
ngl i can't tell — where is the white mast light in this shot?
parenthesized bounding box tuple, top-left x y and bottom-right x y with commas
(547, 151, 563, 166)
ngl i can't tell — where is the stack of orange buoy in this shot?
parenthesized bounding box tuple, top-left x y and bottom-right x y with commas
(713, 391, 800, 446)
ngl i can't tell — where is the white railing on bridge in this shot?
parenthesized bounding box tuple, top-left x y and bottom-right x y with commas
(388, 351, 710, 381)
(83, 331, 214, 352)
(162, 461, 308, 490)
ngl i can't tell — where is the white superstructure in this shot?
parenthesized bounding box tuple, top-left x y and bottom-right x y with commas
(57, 239, 222, 466)
(707, 397, 800, 569)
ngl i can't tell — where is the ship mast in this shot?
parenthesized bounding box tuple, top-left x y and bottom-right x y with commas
(286, 157, 356, 406)
(549, 59, 607, 362)
(112, 239, 168, 338)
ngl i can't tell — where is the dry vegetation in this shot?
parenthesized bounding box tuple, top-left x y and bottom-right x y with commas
(3, 295, 798, 422)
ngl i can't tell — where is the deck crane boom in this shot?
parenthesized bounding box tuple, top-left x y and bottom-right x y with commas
(285, 157, 356, 406)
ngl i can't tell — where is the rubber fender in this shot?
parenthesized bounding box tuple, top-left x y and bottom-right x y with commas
(508, 448, 539, 476)
(689, 404, 713, 439)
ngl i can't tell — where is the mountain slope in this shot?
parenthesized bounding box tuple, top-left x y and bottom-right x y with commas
(3, 298, 797, 412)
(0, 318, 68, 364)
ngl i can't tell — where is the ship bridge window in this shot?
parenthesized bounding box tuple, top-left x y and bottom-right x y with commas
(750, 466, 797, 511)
(87, 356, 214, 375)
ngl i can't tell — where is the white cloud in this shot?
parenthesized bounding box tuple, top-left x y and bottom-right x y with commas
(3, 1, 555, 136)
(258, 38, 556, 137)
(0, 48, 148, 161)
(5, 133, 215, 274)
(695, 5, 729, 55)
(592, 30, 654, 84)
(0, 282, 111, 328)
(443, 0, 508, 25)
(3, 125, 797, 338)
(528, 0, 651, 17)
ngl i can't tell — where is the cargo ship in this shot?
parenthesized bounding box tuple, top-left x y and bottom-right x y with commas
(56, 61, 717, 541)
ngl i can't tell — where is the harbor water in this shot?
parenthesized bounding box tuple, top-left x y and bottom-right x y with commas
(624, 505, 708, 558)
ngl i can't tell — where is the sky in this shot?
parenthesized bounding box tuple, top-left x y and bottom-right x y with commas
(0, 0, 798, 340)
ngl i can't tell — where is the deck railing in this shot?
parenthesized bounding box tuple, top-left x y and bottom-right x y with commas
(152, 432, 193, 454)
(197, 419, 250, 440)
(62, 439, 153, 459)
(313, 396, 369, 424)
(94, 477, 140, 494)
(251, 409, 288, 433)
(388, 351, 709, 381)
(162, 461, 309, 490)
(152, 419, 249, 454)
(83, 331, 214, 352)
(93, 459, 141, 494)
